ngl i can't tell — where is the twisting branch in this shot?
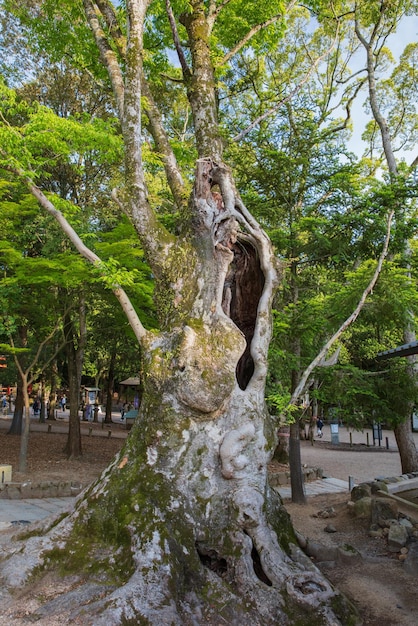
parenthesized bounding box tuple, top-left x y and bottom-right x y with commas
(9, 321, 66, 384)
(289, 207, 395, 405)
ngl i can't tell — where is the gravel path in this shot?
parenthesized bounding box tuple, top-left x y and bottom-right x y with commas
(300, 424, 418, 484)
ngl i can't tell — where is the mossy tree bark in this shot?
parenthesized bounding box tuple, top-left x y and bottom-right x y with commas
(0, 1, 359, 623)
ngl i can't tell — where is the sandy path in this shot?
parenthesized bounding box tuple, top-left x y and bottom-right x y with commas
(299, 425, 418, 484)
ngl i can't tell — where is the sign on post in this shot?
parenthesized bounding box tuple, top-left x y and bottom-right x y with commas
(330, 422, 339, 445)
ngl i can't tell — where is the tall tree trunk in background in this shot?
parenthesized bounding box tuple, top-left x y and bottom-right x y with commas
(63, 296, 86, 459)
(356, 11, 418, 473)
(18, 373, 31, 473)
(8, 371, 24, 435)
(47, 353, 59, 420)
(104, 346, 116, 424)
(395, 318, 418, 472)
(39, 379, 47, 423)
(288, 260, 306, 503)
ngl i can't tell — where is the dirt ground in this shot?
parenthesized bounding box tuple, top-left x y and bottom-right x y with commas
(1, 428, 418, 625)
(286, 493, 418, 626)
(0, 425, 125, 486)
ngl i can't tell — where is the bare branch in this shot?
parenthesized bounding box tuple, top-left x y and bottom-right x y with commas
(290, 208, 395, 405)
(221, 14, 284, 66)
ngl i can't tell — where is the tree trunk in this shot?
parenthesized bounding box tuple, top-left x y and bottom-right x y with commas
(63, 301, 86, 459)
(289, 420, 306, 504)
(394, 419, 418, 473)
(39, 379, 47, 423)
(273, 425, 290, 462)
(7, 373, 24, 435)
(0, 4, 357, 623)
(394, 328, 418, 473)
(47, 355, 59, 420)
(18, 373, 31, 473)
(355, 11, 418, 474)
(64, 343, 82, 458)
(104, 347, 116, 424)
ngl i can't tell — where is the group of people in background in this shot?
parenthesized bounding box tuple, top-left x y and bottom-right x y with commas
(2, 391, 139, 421)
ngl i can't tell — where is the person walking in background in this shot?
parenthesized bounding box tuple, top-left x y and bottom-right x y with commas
(60, 394, 67, 411)
(1, 394, 8, 415)
(317, 417, 324, 438)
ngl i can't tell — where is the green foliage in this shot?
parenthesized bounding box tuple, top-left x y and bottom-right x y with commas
(0, 79, 123, 179)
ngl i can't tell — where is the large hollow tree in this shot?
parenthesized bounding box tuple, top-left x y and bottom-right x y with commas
(0, 1, 358, 623)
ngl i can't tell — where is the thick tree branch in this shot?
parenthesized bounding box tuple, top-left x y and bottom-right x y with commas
(166, 0, 191, 77)
(95, 0, 126, 58)
(207, 0, 231, 33)
(355, 19, 398, 175)
(28, 183, 149, 343)
(121, 0, 178, 261)
(82, 0, 125, 119)
(93, 0, 187, 211)
(141, 79, 188, 210)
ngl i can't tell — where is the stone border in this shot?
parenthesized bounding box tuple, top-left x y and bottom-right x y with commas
(268, 466, 323, 488)
(0, 480, 85, 499)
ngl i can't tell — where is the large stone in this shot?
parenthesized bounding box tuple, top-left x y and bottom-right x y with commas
(351, 483, 371, 502)
(371, 497, 398, 528)
(336, 544, 362, 565)
(387, 521, 409, 552)
(305, 540, 338, 562)
(403, 542, 418, 575)
(370, 480, 388, 494)
(351, 496, 372, 520)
